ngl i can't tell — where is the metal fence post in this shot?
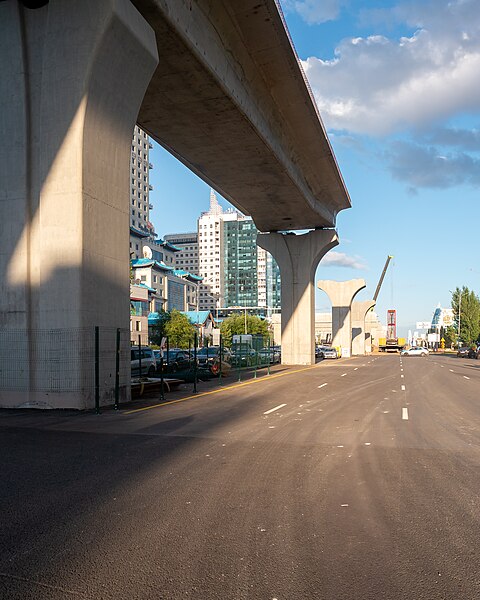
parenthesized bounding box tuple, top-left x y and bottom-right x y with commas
(237, 340, 242, 382)
(193, 332, 198, 393)
(95, 326, 100, 414)
(267, 336, 271, 376)
(114, 328, 120, 410)
(219, 334, 223, 384)
(138, 334, 142, 378)
(160, 356, 165, 402)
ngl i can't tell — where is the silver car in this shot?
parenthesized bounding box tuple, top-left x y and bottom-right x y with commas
(318, 346, 338, 359)
(401, 346, 429, 357)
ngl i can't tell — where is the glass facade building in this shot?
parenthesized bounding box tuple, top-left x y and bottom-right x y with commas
(223, 219, 258, 307)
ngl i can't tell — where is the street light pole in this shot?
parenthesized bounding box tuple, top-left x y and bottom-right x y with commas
(458, 291, 462, 342)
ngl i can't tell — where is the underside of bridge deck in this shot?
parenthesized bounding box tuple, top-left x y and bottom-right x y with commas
(132, 0, 350, 232)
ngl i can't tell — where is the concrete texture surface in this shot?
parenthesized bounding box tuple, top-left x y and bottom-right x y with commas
(317, 279, 366, 357)
(0, 0, 158, 408)
(258, 230, 338, 365)
(351, 299, 376, 355)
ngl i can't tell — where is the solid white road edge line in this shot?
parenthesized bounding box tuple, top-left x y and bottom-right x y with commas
(263, 403, 287, 415)
(402, 407, 409, 420)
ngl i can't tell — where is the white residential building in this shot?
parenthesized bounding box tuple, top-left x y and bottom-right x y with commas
(197, 190, 235, 311)
(163, 232, 199, 274)
(130, 125, 154, 235)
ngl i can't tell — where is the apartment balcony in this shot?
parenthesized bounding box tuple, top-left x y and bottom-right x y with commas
(149, 184, 154, 191)
(148, 162, 153, 169)
(148, 141, 153, 149)
(149, 203, 154, 210)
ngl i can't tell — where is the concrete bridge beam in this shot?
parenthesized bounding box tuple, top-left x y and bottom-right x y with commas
(0, 0, 158, 408)
(258, 230, 338, 365)
(317, 279, 366, 357)
(351, 300, 376, 356)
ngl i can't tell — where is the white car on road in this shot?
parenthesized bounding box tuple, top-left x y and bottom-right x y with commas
(401, 346, 429, 357)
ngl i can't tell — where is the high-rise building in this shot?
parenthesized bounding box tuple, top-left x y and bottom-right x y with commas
(197, 190, 231, 312)
(130, 125, 154, 234)
(163, 232, 199, 275)
(266, 251, 281, 313)
(196, 190, 280, 313)
(223, 217, 258, 308)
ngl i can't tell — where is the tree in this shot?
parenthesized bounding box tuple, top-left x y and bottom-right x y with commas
(220, 313, 269, 346)
(451, 286, 480, 346)
(443, 325, 457, 349)
(149, 311, 170, 346)
(164, 310, 196, 349)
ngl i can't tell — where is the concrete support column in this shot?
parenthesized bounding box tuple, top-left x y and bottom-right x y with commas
(317, 279, 366, 357)
(0, 0, 158, 408)
(257, 229, 338, 365)
(351, 300, 376, 356)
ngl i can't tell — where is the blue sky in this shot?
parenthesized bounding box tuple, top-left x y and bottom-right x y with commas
(149, 0, 480, 336)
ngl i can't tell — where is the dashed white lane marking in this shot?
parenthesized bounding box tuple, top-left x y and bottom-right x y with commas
(401, 374, 404, 378)
(463, 376, 470, 380)
(449, 369, 454, 372)
(263, 403, 287, 415)
(401, 385, 406, 391)
(400, 368, 403, 372)
(341, 373, 347, 377)
(318, 383, 328, 389)
(402, 407, 409, 420)
(354, 367, 358, 371)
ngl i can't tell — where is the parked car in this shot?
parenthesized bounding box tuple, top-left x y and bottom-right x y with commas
(317, 346, 338, 359)
(155, 349, 192, 373)
(258, 347, 281, 364)
(196, 346, 232, 375)
(467, 346, 479, 359)
(401, 346, 429, 357)
(131, 346, 157, 377)
(457, 347, 470, 358)
(230, 347, 258, 367)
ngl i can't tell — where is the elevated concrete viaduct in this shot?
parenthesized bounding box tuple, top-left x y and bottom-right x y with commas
(0, 0, 350, 408)
(351, 300, 376, 356)
(317, 280, 366, 358)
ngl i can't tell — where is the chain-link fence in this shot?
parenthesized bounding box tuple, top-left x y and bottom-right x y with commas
(0, 327, 130, 410)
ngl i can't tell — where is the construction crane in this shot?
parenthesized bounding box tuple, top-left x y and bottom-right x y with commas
(373, 255, 393, 302)
(373, 255, 406, 352)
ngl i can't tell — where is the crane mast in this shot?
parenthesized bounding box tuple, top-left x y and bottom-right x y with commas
(373, 255, 393, 302)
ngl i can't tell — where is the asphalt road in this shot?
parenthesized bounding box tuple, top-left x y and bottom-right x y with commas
(1, 354, 479, 599)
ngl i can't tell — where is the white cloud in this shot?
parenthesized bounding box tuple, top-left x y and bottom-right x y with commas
(385, 140, 480, 188)
(283, 0, 345, 24)
(299, 0, 480, 135)
(321, 251, 367, 270)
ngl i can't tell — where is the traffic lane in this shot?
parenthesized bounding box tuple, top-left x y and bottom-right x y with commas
(255, 355, 408, 449)
(430, 353, 480, 383)
(398, 354, 480, 454)
(0, 356, 398, 597)
(121, 355, 396, 446)
(1, 356, 479, 599)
